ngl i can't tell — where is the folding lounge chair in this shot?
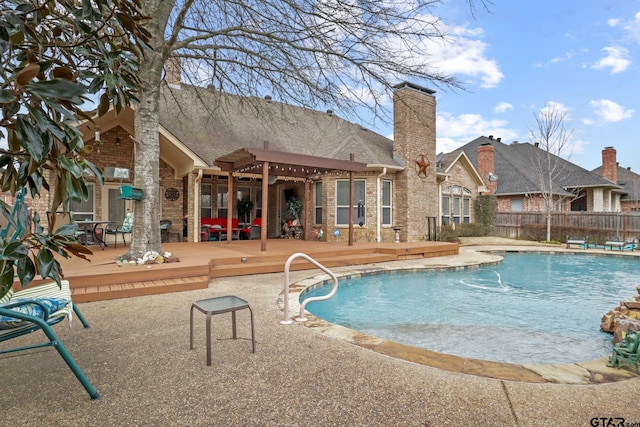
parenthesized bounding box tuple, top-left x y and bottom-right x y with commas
(0, 281, 99, 399)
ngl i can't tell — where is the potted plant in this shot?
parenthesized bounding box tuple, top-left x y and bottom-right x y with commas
(287, 197, 303, 223)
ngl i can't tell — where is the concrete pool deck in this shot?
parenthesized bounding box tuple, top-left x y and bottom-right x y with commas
(2, 239, 640, 425)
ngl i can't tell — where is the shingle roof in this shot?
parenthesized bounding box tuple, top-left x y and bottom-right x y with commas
(592, 165, 640, 201)
(448, 136, 619, 196)
(157, 84, 398, 168)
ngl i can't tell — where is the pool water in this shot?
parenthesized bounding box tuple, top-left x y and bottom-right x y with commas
(302, 252, 640, 364)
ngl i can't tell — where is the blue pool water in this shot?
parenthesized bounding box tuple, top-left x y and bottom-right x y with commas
(302, 252, 640, 364)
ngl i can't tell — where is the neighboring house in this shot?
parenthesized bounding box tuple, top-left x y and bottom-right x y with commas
(30, 80, 461, 243)
(444, 136, 622, 214)
(435, 150, 486, 225)
(593, 147, 640, 213)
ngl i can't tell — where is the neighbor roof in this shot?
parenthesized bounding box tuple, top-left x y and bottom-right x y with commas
(157, 83, 399, 169)
(448, 136, 620, 196)
(592, 164, 640, 201)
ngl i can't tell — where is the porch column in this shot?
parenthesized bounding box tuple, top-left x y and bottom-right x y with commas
(261, 161, 269, 251)
(303, 179, 310, 240)
(348, 153, 354, 246)
(226, 171, 233, 242)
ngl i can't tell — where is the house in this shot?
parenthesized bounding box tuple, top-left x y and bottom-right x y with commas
(443, 136, 622, 214)
(30, 80, 468, 244)
(592, 147, 640, 213)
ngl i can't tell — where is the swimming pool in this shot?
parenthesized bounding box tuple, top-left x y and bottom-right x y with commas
(301, 252, 639, 365)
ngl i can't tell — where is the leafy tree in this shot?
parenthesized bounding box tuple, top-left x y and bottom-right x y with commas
(126, 0, 488, 259)
(0, 0, 150, 297)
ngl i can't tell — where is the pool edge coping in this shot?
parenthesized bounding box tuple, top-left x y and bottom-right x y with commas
(278, 247, 640, 385)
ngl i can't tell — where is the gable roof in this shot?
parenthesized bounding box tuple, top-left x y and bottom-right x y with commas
(157, 83, 399, 170)
(436, 150, 486, 188)
(592, 164, 640, 201)
(448, 136, 620, 196)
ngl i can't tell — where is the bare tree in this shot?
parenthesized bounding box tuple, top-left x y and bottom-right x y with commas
(125, 0, 488, 258)
(529, 103, 576, 242)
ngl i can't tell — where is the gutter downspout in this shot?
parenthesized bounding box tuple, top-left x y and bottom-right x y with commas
(376, 167, 387, 242)
(193, 169, 203, 242)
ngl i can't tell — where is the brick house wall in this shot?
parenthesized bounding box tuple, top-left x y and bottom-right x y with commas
(310, 171, 400, 243)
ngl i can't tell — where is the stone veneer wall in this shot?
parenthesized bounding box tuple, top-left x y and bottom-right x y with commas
(392, 85, 438, 241)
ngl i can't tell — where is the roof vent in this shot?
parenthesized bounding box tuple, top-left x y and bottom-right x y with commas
(264, 95, 272, 103)
(327, 109, 333, 116)
(496, 137, 501, 142)
(488, 135, 493, 140)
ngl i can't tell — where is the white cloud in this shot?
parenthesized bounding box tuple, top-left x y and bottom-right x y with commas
(550, 50, 576, 64)
(494, 102, 513, 113)
(540, 101, 569, 117)
(422, 23, 504, 88)
(591, 46, 630, 74)
(589, 99, 634, 122)
(435, 112, 518, 153)
(607, 18, 620, 28)
(623, 12, 640, 44)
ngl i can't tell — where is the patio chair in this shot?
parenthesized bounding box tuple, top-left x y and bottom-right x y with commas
(106, 211, 134, 248)
(46, 211, 86, 242)
(0, 280, 99, 399)
(160, 219, 172, 243)
(607, 331, 640, 374)
(248, 218, 262, 240)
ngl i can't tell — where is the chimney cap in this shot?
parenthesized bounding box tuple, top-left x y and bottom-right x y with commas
(392, 81, 436, 95)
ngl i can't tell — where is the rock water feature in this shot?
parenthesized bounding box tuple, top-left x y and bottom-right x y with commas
(601, 285, 640, 343)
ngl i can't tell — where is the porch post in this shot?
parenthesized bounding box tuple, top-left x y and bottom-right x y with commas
(348, 153, 354, 246)
(304, 179, 310, 240)
(226, 171, 233, 243)
(261, 161, 269, 251)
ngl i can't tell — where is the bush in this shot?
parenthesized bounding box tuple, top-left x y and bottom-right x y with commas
(436, 223, 487, 242)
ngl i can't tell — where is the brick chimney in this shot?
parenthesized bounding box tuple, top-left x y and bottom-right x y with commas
(478, 143, 497, 194)
(392, 82, 437, 241)
(601, 146, 617, 184)
(165, 57, 182, 86)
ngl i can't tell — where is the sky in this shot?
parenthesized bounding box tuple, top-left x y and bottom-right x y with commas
(368, 0, 640, 174)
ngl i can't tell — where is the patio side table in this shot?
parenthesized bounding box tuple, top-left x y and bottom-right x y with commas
(190, 295, 255, 365)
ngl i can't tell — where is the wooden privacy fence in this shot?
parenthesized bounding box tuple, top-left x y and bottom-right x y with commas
(493, 212, 640, 243)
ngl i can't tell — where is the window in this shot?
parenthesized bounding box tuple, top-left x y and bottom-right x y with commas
(216, 185, 228, 218)
(201, 184, 212, 218)
(255, 189, 262, 219)
(336, 180, 366, 225)
(69, 183, 95, 221)
(441, 185, 472, 224)
(441, 195, 450, 224)
(382, 180, 392, 226)
(315, 181, 322, 224)
(511, 198, 523, 212)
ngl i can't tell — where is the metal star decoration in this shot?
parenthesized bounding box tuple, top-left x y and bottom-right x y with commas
(415, 154, 430, 178)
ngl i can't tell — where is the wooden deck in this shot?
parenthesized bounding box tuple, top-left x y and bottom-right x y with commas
(32, 239, 458, 303)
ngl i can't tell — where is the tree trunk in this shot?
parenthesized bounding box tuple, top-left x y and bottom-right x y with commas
(125, 54, 165, 259)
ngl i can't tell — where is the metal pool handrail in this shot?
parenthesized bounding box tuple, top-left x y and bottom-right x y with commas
(280, 253, 339, 325)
